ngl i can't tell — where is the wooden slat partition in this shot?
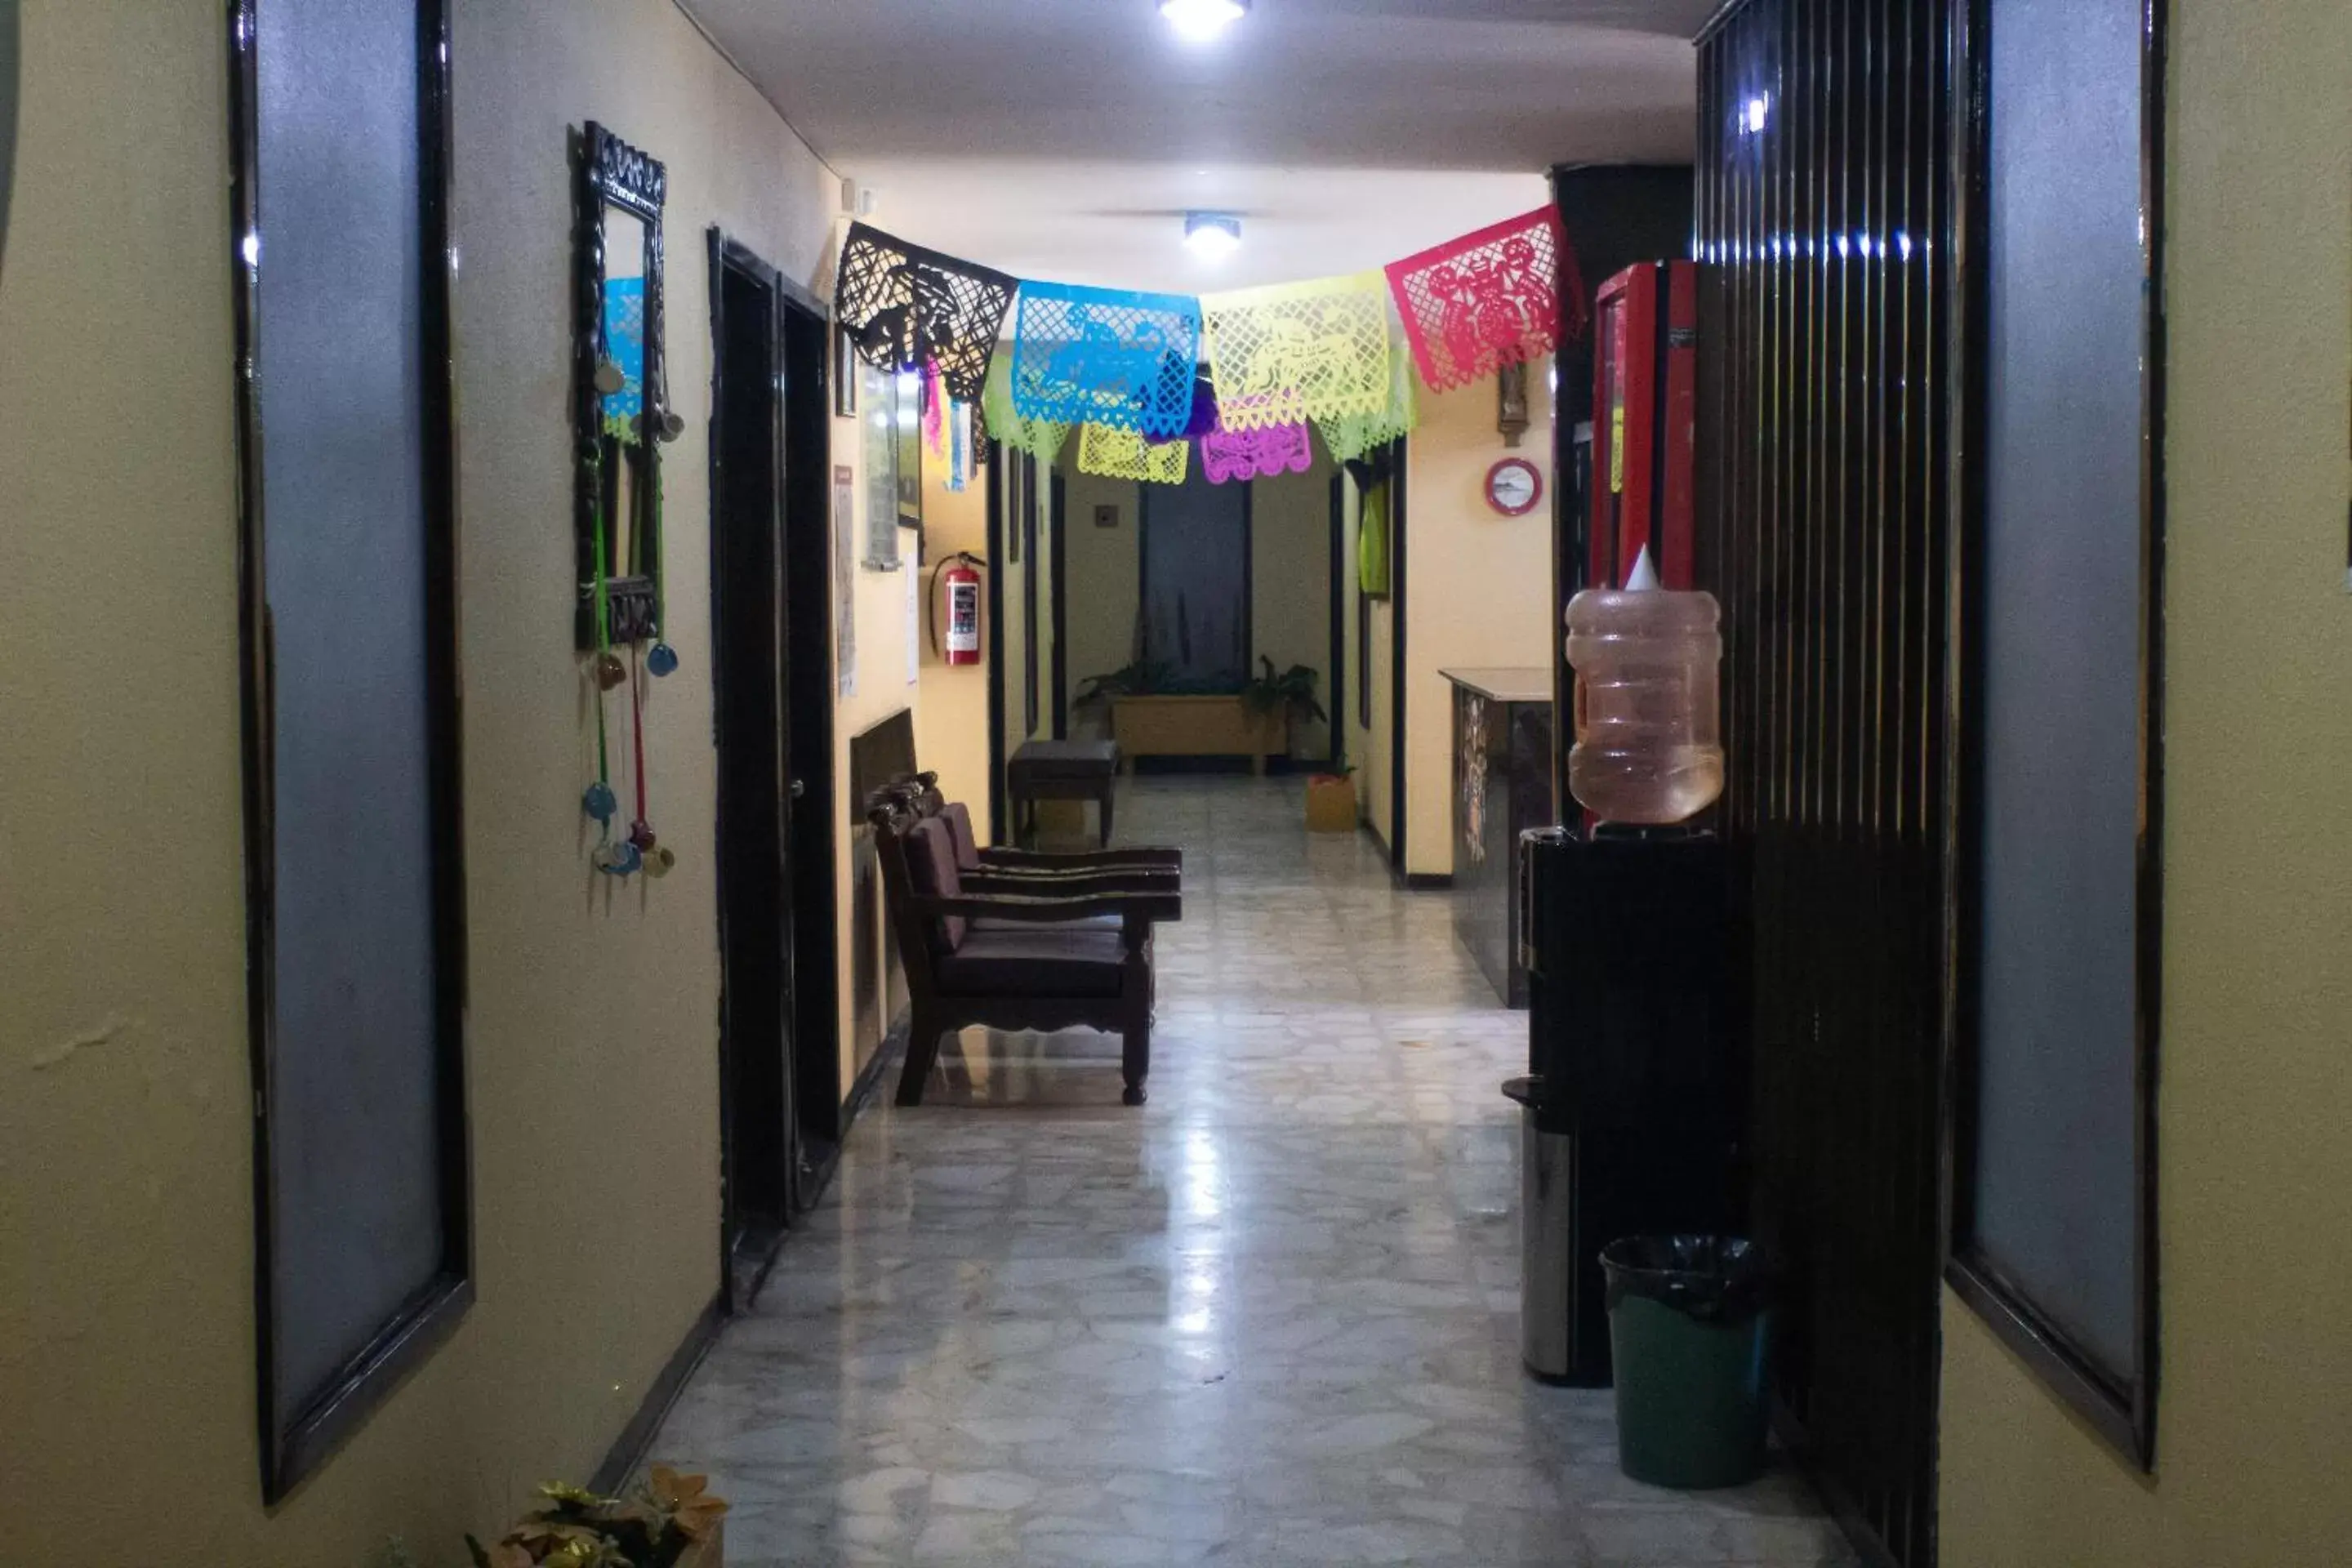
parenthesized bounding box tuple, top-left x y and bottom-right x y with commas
(1693, 1, 1953, 1562)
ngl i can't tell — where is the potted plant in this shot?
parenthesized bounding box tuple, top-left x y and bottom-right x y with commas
(1241, 657, 1329, 764)
(468, 1469, 727, 1568)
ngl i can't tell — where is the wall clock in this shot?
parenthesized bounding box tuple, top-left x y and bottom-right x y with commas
(1484, 457, 1543, 516)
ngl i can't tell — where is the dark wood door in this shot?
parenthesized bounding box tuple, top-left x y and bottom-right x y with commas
(710, 237, 793, 1307)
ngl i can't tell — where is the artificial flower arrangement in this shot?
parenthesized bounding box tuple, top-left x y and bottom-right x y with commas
(467, 1468, 727, 1568)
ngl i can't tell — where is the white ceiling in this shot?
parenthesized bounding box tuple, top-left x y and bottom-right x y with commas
(682, 0, 1711, 290)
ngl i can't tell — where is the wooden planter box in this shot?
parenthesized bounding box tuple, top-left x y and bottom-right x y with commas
(1111, 696, 1283, 774)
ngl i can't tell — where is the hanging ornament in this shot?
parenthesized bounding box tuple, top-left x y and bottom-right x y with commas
(594, 650, 627, 690)
(625, 644, 659, 882)
(644, 845, 678, 878)
(582, 780, 618, 823)
(1201, 272, 1392, 431)
(1010, 281, 1201, 438)
(646, 642, 679, 677)
(1384, 205, 1582, 392)
(1077, 423, 1189, 485)
(598, 840, 643, 876)
(831, 224, 1018, 404)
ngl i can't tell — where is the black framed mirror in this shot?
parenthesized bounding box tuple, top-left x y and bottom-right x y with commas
(575, 122, 671, 648)
(1, 0, 18, 270)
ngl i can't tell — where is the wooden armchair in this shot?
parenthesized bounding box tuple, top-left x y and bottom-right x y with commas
(871, 800, 1180, 1107)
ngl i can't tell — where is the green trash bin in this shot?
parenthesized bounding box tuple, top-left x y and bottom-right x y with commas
(1601, 1236, 1772, 1490)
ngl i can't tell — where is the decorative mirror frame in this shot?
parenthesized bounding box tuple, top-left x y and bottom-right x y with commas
(574, 122, 670, 648)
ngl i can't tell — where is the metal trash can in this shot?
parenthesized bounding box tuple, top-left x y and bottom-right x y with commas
(1503, 1074, 1575, 1379)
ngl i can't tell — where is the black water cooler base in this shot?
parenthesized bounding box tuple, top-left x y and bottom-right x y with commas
(1517, 826, 1743, 1387)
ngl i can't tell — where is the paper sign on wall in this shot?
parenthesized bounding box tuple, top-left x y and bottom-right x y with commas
(833, 464, 857, 698)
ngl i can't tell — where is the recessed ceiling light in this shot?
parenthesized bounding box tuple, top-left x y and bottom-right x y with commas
(1160, 0, 1249, 44)
(1184, 212, 1242, 260)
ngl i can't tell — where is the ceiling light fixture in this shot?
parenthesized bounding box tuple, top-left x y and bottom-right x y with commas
(1184, 211, 1242, 260)
(1159, 0, 1249, 44)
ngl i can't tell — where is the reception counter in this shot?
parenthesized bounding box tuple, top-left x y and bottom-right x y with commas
(1441, 667, 1556, 1008)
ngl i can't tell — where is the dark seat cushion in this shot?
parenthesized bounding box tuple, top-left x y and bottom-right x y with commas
(1009, 739, 1120, 779)
(934, 928, 1128, 998)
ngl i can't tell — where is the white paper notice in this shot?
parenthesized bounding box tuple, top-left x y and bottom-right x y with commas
(832, 464, 856, 699)
(906, 555, 920, 685)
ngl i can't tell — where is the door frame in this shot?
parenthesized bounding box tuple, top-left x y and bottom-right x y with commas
(985, 443, 1009, 840)
(775, 271, 843, 1207)
(1049, 470, 1069, 738)
(706, 229, 795, 1310)
(1326, 470, 1347, 770)
(1388, 440, 1410, 865)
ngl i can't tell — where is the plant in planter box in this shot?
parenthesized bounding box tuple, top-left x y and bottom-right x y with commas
(1074, 656, 1184, 709)
(468, 1468, 726, 1568)
(1241, 657, 1328, 760)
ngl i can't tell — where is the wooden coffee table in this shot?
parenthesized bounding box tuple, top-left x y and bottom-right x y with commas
(1007, 739, 1120, 849)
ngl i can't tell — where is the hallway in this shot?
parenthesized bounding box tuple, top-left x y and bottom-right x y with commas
(653, 777, 1850, 1566)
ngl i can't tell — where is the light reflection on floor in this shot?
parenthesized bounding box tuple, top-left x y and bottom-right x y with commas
(652, 776, 1852, 1566)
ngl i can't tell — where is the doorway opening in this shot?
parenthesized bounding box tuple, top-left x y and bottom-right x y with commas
(707, 232, 840, 1312)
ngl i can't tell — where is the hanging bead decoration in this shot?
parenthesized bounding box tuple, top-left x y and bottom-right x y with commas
(1010, 282, 1200, 438)
(627, 644, 655, 865)
(982, 354, 1067, 465)
(1201, 272, 1392, 432)
(1077, 422, 1189, 485)
(1384, 205, 1583, 393)
(1316, 327, 1421, 464)
(646, 642, 679, 677)
(832, 224, 1018, 405)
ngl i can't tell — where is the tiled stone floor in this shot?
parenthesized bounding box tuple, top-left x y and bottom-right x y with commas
(653, 776, 1853, 1566)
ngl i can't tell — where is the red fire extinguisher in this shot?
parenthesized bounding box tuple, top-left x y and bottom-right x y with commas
(929, 552, 985, 666)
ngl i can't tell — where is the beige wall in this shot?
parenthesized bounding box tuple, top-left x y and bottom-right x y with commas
(1401, 376, 1555, 875)
(1936, 2, 2352, 1562)
(0, 2, 888, 1561)
(1061, 461, 1141, 737)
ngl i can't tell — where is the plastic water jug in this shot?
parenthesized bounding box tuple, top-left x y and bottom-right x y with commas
(1565, 562, 1724, 825)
